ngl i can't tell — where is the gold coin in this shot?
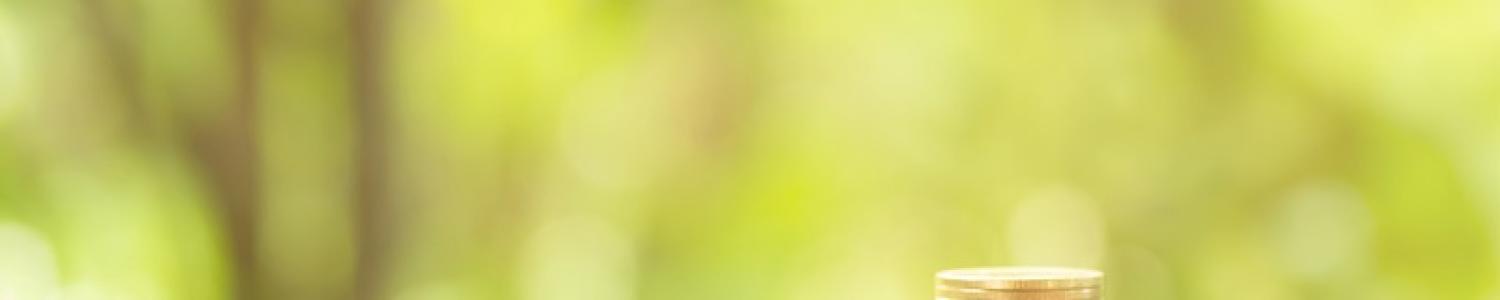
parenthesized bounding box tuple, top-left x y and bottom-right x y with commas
(936, 287, 1098, 300)
(936, 267, 1102, 290)
(935, 267, 1102, 300)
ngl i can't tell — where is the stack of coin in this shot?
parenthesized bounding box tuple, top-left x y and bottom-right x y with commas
(935, 267, 1102, 300)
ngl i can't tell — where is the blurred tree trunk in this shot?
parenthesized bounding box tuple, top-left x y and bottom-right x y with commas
(79, 0, 145, 131)
(183, 0, 266, 298)
(81, 0, 264, 298)
(351, 0, 391, 298)
(187, 0, 264, 298)
(225, 0, 263, 298)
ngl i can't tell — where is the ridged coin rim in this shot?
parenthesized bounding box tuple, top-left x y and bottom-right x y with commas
(936, 267, 1102, 290)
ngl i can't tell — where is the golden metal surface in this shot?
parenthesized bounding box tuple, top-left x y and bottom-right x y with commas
(935, 267, 1102, 300)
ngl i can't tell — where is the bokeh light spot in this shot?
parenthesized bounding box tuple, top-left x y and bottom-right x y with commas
(0, 222, 59, 300)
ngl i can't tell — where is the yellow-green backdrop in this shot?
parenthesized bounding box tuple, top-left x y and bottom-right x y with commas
(0, 0, 1496, 299)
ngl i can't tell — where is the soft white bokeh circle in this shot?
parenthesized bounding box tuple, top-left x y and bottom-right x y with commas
(0, 222, 59, 300)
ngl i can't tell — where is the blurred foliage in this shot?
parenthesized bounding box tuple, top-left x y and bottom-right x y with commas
(0, 0, 1497, 299)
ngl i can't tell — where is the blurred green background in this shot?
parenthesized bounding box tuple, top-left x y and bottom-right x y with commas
(0, 0, 1498, 299)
